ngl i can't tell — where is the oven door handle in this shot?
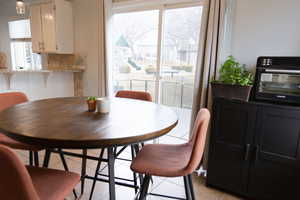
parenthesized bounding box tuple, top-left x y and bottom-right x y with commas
(264, 69, 300, 74)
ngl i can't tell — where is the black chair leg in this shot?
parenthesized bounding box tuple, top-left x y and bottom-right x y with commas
(188, 174, 195, 200)
(131, 145, 138, 193)
(89, 149, 105, 200)
(58, 149, 78, 199)
(81, 149, 87, 195)
(29, 151, 33, 166)
(34, 151, 39, 166)
(43, 149, 51, 167)
(58, 149, 70, 171)
(138, 175, 151, 200)
(184, 176, 192, 200)
(133, 144, 144, 185)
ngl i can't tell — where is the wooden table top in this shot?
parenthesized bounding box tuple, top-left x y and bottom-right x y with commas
(0, 97, 178, 149)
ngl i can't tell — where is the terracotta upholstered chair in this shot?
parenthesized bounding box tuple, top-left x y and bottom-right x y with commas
(131, 108, 210, 200)
(0, 92, 43, 166)
(89, 90, 153, 199)
(115, 90, 152, 164)
(115, 90, 152, 102)
(115, 90, 152, 154)
(0, 144, 80, 200)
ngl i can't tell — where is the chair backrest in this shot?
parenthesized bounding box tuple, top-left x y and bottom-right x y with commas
(115, 90, 152, 102)
(0, 145, 39, 200)
(0, 92, 28, 112)
(184, 108, 210, 174)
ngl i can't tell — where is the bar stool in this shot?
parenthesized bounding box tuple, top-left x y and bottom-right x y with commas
(0, 92, 78, 198)
(131, 109, 210, 200)
(115, 90, 152, 102)
(0, 92, 43, 166)
(89, 90, 152, 199)
(0, 144, 80, 200)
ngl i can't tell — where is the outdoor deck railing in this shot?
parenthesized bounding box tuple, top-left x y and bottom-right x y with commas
(115, 79, 194, 109)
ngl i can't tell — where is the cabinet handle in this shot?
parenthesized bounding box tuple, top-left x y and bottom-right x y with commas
(244, 144, 251, 161)
(254, 145, 260, 164)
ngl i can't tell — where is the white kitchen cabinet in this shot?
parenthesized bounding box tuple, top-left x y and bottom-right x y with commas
(30, 0, 74, 54)
(30, 5, 43, 53)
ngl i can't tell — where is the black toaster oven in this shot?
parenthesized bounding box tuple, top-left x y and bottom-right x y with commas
(252, 57, 300, 105)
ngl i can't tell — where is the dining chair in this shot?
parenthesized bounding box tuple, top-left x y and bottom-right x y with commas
(0, 144, 80, 200)
(89, 90, 153, 199)
(115, 90, 152, 182)
(0, 92, 42, 166)
(131, 108, 210, 200)
(115, 90, 152, 102)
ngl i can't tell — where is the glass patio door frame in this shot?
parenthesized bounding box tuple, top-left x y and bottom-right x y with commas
(112, 1, 203, 104)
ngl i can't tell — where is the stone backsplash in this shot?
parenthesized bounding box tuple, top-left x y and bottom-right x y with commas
(42, 54, 86, 69)
(0, 52, 7, 69)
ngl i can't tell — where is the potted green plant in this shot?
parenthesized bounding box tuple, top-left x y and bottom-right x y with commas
(86, 96, 97, 112)
(211, 56, 254, 101)
(145, 65, 156, 74)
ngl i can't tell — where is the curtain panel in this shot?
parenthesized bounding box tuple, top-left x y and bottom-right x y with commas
(191, 0, 228, 170)
(99, 0, 114, 97)
(102, 0, 114, 97)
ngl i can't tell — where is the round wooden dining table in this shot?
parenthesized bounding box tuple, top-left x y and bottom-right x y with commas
(0, 97, 178, 200)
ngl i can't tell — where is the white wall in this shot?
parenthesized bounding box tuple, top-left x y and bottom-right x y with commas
(73, 0, 104, 97)
(0, 3, 12, 68)
(230, 0, 300, 70)
(0, 0, 74, 100)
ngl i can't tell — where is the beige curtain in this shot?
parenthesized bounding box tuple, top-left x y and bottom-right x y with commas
(99, 0, 113, 97)
(191, 0, 227, 170)
(98, 0, 107, 97)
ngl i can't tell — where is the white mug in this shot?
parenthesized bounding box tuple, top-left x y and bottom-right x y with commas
(96, 98, 110, 113)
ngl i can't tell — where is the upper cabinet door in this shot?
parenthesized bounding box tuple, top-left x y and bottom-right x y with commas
(41, 3, 57, 53)
(30, 5, 43, 53)
(29, 0, 74, 54)
(54, 0, 74, 54)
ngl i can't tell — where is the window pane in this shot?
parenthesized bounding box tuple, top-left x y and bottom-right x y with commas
(11, 42, 41, 70)
(160, 6, 203, 109)
(112, 10, 159, 100)
(9, 19, 31, 39)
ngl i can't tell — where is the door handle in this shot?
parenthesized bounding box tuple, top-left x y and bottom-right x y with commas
(244, 144, 251, 161)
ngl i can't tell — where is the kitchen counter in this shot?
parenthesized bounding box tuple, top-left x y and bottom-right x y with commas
(0, 66, 85, 73)
(0, 66, 85, 96)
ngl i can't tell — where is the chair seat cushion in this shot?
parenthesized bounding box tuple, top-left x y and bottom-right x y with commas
(0, 133, 43, 151)
(27, 166, 80, 200)
(131, 143, 193, 177)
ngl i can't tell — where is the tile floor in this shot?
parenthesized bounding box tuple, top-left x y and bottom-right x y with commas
(14, 138, 241, 199)
(15, 148, 241, 200)
(13, 107, 240, 200)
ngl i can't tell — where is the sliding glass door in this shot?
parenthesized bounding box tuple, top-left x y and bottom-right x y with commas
(160, 6, 202, 109)
(111, 3, 203, 139)
(112, 10, 159, 101)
